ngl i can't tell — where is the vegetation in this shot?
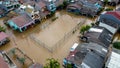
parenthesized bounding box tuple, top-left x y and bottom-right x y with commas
(104, 0, 108, 6)
(80, 25, 91, 34)
(17, 57, 26, 65)
(105, 8, 114, 11)
(44, 58, 60, 68)
(113, 42, 120, 49)
(0, 26, 6, 32)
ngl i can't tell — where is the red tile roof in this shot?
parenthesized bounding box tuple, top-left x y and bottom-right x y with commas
(106, 11, 120, 20)
(0, 56, 9, 68)
(12, 14, 33, 27)
(0, 32, 8, 41)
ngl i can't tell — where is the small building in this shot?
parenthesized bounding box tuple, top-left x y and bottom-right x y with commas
(98, 11, 120, 34)
(107, 0, 119, 6)
(0, 0, 20, 11)
(0, 51, 17, 68)
(67, 0, 103, 17)
(0, 32, 9, 46)
(63, 43, 109, 68)
(0, 4, 9, 18)
(105, 51, 120, 68)
(80, 26, 113, 48)
(35, 1, 51, 19)
(7, 13, 34, 32)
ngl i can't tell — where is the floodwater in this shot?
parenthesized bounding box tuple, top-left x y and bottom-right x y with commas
(0, 10, 93, 67)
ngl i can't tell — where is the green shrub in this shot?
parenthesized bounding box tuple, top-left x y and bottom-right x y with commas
(113, 42, 120, 49)
(105, 8, 113, 11)
(80, 25, 91, 34)
(0, 26, 6, 32)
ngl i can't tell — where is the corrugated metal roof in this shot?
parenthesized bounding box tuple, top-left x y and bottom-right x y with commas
(106, 51, 120, 68)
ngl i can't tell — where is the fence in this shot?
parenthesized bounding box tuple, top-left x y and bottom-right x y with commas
(30, 19, 86, 53)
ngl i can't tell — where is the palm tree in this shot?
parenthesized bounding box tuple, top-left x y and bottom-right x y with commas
(44, 58, 60, 68)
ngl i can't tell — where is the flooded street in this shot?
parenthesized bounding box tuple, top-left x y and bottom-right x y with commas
(0, 10, 93, 67)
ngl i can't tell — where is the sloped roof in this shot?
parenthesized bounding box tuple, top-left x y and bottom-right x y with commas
(83, 26, 113, 48)
(0, 32, 8, 41)
(66, 43, 107, 68)
(106, 11, 120, 20)
(0, 56, 9, 68)
(11, 13, 33, 27)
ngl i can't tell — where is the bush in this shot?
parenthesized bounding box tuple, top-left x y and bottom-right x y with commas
(113, 42, 120, 49)
(0, 26, 6, 32)
(105, 8, 113, 11)
(80, 25, 91, 34)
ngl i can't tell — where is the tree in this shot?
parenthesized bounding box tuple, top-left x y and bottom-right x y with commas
(113, 42, 120, 49)
(80, 25, 91, 35)
(0, 26, 6, 32)
(104, 0, 108, 5)
(44, 58, 60, 68)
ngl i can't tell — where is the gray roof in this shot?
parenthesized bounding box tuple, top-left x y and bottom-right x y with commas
(83, 51, 104, 68)
(83, 26, 113, 48)
(67, 43, 107, 68)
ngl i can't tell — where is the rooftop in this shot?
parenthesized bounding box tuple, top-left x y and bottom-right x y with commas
(106, 51, 120, 68)
(106, 11, 120, 20)
(0, 32, 8, 41)
(83, 26, 113, 48)
(66, 43, 107, 68)
(11, 13, 33, 27)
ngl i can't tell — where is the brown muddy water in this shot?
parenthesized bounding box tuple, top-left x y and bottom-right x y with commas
(0, 10, 93, 67)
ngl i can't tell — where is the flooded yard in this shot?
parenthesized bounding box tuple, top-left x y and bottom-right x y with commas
(0, 10, 93, 67)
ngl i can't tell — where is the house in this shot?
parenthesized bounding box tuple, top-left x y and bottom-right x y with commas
(67, 3, 82, 14)
(0, 51, 17, 68)
(0, 0, 20, 11)
(67, 0, 103, 17)
(80, 26, 113, 48)
(35, 1, 51, 19)
(107, 0, 119, 6)
(97, 11, 120, 34)
(105, 50, 120, 68)
(40, 0, 56, 12)
(63, 43, 110, 68)
(0, 4, 9, 18)
(0, 32, 9, 46)
(7, 13, 34, 32)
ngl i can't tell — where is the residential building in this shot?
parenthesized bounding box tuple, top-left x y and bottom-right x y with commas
(80, 26, 113, 48)
(108, 0, 119, 6)
(67, 0, 103, 17)
(0, 4, 9, 18)
(63, 43, 109, 68)
(0, 51, 17, 68)
(7, 13, 34, 32)
(105, 50, 120, 68)
(98, 11, 120, 34)
(0, 32, 9, 46)
(0, 0, 20, 11)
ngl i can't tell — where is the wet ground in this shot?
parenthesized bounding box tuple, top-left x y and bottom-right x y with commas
(0, 10, 93, 67)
